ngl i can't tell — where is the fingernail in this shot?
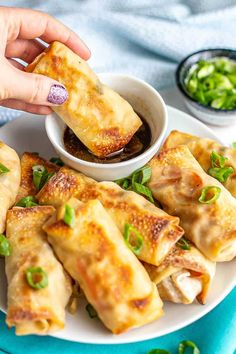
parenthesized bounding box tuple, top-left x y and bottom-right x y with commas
(47, 84, 68, 105)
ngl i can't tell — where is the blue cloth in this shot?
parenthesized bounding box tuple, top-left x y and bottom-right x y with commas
(0, 1, 236, 353)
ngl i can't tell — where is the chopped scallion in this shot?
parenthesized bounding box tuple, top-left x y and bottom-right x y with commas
(177, 237, 191, 250)
(64, 204, 75, 228)
(0, 234, 12, 257)
(178, 340, 200, 354)
(210, 151, 228, 168)
(16, 196, 38, 208)
(198, 186, 221, 204)
(208, 166, 234, 183)
(85, 303, 98, 318)
(25, 267, 48, 290)
(0, 162, 10, 175)
(49, 157, 64, 166)
(124, 223, 144, 255)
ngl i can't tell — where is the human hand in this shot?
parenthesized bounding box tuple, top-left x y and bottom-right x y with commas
(0, 6, 90, 114)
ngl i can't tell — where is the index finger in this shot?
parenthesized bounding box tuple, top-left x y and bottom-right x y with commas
(2, 7, 90, 60)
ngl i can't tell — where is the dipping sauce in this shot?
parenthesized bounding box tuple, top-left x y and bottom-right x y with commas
(63, 115, 151, 164)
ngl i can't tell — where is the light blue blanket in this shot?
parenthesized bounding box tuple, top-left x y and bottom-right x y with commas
(0, 2, 235, 353)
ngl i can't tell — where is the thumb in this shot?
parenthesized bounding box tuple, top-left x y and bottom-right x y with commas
(2, 62, 68, 106)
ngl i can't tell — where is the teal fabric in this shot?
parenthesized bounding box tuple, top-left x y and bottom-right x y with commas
(0, 288, 235, 354)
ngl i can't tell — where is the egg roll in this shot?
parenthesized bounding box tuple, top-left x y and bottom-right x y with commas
(0, 141, 20, 232)
(143, 243, 215, 304)
(43, 198, 163, 334)
(163, 130, 236, 197)
(27, 41, 142, 157)
(15, 152, 59, 203)
(37, 166, 183, 266)
(148, 145, 236, 262)
(5, 206, 72, 335)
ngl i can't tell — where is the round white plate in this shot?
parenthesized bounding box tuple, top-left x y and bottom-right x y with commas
(0, 106, 235, 344)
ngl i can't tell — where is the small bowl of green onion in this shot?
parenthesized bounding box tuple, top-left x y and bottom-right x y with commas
(176, 48, 236, 126)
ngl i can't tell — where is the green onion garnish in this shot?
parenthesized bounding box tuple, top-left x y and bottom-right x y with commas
(232, 142, 236, 149)
(147, 350, 170, 354)
(131, 166, 152, 185)
(0, 162, 10, 175)
(16, 196, 38, 208)
(177, 237, 191, 250)
(85, 303, 98, 318)
(133, 182, 154, 203)
(210, 151, 228, 168)
(32, 165, 54, 190)
(49, 157, 64, 166)
(64, 204, 75, 228)
(198, 186, 221, 204)
(115, 166, 154, 202)
(0, 234, 12, 257)
(178, 340, 200, 354)
(124, 223, 144, 255)
(25, 267, 48, 290)
(184, 57, 236, 110)
(208, 166, 234, 183)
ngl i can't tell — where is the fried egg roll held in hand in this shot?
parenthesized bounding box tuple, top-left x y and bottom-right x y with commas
(37, 166, 184, 266)
(148, 145, 236, 262)
(43, 198, 163, 334)
(143, 243, 216, 304)
(27, 41, 142, 157)
(163, 130, 236, 198)
(5, 206, 72, 335)
(0, 141, 20, 232)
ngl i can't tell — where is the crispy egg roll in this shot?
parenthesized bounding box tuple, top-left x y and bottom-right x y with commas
(163, 130, 236, 197)
(5, 206, 72, 335)
(27, 41, 142, 157)
(43, 198, 163, 334)
(144, 244, 215, 304)
(0, 141, 20, 232)
(148, 145, 236, 262)
(15, 152, 59, 203)
(37, 166, 183, 266)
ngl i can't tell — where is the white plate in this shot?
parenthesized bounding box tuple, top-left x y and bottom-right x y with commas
(0, 106, 235, 344)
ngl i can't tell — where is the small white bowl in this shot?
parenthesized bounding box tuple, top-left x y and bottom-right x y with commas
(45, 73, 168, 181)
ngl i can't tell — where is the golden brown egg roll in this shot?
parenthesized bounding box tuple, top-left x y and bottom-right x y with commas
(143, 243, 216, 304)
(27, 41, 142, 157)
(5, 206, 72, 335)
(0, 141, 20, 232)
(43, 198, 163, 334)
(148, 145, 236, 262)
(163, 130, 236, 197)
(37, 166, 183, 266)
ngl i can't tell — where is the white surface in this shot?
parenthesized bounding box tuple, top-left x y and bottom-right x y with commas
(0, 105, 235, 344)
(46, 74, 168, 181)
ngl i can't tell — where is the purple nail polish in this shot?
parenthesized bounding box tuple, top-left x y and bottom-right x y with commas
(47, 84, 68, 105)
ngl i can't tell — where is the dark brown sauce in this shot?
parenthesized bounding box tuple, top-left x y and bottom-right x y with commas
(63, 114, 151, 164)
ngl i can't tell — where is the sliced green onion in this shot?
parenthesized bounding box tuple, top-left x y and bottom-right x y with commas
(208, 166, 234, 183)
(177, 237, 191, 250)
(147, 350, 170, 354)
(198, 186, 221, 204)
(210, 151, 228, 168)
(0, 234, 12, 257)
(16, 196, 38, 207)
(0, 162, 10, 175)
(64, 204, 75, 228)
(133, 182, 154, 203)
(232, 142, 236, 149)
(124, 223, 144, 255)
(85, 303, 98, 318)
(32, 165, 54, 190)
(115, 178, 131, 190)
(131, 166, 152, 185)
(25, 267, 48, 290)
(49, 157, 64, 166)
(178, 340, 200, 354)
